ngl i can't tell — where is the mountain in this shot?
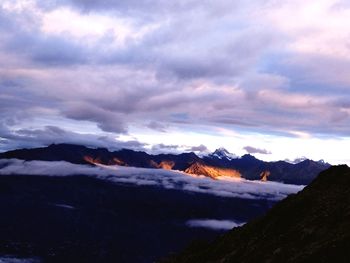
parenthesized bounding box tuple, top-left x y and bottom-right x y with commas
(184, 162, 241, 179)
(164, 165, 350, 263)
(208, 148, 237, 160)
(205, 150, 330, 185)
(0, 144, 330, 185)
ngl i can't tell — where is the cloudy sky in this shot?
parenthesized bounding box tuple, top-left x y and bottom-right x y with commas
(1, 0, 350, 164)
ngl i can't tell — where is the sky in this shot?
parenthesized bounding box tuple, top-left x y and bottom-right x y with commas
(1, 0, 350, 164)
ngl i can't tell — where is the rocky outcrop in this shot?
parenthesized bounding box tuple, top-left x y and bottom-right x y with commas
(185, 162, 241, 179)
(260, 170, 271, 181)
(157, 160, 175, 170)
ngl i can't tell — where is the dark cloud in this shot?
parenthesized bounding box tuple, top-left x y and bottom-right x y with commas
(0, 7, 87, 67)
(37, 0, 178, 14)
(146, 121, 168, 132)
(63, 103, 127, 133)
(187, 144, 208, 153)
(243, 146, 271, 155)
(37, 0, 248, 20)
(150, 143, 209, 154)
(0, 125, 145, 152)
(29, 37, 88, 66)
(151, 143, 180, 151)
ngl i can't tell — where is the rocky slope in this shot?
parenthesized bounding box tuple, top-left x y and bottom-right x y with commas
(184, 162, 241, 179)
(164, 165, 350, 263)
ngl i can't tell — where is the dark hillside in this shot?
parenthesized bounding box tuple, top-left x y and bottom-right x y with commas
(166, 165, 350, 263)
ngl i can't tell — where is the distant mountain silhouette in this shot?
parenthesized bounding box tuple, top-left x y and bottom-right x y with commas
(164, 165, 350, 263)
(0, 144, 330, 185)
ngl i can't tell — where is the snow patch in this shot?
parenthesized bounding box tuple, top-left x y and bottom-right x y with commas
(209, 148, 238, 160)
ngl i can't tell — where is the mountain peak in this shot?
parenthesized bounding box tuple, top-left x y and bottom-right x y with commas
(213, 147, 230, 154)
(210, 148, 237, 160)
(284, 156, 308, 164)
(241, 154, 257, 160)
(184, 161, 241, 179)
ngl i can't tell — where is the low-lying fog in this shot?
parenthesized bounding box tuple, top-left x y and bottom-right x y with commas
(0, 159, 304, 201)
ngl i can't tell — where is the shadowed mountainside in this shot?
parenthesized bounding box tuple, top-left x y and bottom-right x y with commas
(164, 165, 350, 263)
(0, 144, 330, 185)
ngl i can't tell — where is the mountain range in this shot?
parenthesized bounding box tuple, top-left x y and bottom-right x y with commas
(0, 144, 330, 185)
(164, 165, 350, 263)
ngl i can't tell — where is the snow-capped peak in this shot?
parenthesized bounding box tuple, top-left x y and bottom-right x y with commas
(317, 159, 330, 166)
(209, 148, 237, 160)
(284, 157, 308, 164)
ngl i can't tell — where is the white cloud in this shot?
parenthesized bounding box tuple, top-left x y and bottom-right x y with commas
(186, 219, 244, 231)
(41, 7, 160, 47)
(0, 159, 304, 201)
(263, 0, 350, 58)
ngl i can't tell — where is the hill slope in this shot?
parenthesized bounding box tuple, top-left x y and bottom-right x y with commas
(165, 165, 350, 263)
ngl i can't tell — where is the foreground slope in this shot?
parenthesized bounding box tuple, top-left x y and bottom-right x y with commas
(166, 165, 350, 263)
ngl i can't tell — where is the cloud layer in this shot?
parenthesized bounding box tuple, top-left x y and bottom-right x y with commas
(186, 219, 245, 231)
(0, 159, 304, 201)
(244, 146, 271, 155)
(1, 0, 350, 159)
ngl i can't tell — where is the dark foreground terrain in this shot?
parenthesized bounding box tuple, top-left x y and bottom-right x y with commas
(167, 165, 350, 263)
(0, 175, 275, 262)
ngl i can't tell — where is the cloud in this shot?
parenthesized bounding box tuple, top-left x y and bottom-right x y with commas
(0, 125, 146, 152)
(186, 144, 209, 153)
(186, 219, 244, 231)
(146, 121, 168, 132)
(0, 159, 304, 201)
(151, 143, 180, 151)
(63, 102, 127, 133)
(1, 0, 350, 152)
(244, 146, 271, 155)
(150, 143, 209, 155)
(284, 157, 308, 164)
